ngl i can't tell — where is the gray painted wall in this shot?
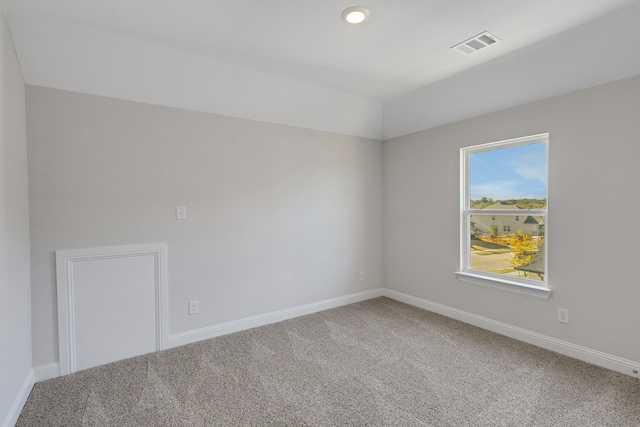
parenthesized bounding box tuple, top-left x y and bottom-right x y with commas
(26, 86, 384, 366)
(383, 75, 640, 362)
(0, 4, 32, 424)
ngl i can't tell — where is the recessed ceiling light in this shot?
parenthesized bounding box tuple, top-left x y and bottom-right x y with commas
(342, 6, 370, 25)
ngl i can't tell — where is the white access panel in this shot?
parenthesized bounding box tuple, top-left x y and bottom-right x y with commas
(56, 243, 168, 375)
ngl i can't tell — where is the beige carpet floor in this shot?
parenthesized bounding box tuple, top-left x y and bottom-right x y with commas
(17, 297, 640, 426)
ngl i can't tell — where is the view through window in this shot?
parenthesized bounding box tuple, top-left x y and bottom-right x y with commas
(461, 134, 548, 288)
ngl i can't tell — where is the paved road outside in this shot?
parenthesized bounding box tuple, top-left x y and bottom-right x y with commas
(470, 250, 513, 273)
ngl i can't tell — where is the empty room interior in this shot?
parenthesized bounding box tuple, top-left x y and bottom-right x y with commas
(2, 0, 640, 425)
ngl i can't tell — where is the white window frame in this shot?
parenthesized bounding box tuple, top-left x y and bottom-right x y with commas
(456, 134, 551, 300)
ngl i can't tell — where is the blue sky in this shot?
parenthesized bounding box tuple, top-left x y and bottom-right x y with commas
(470, 142, 547, 200)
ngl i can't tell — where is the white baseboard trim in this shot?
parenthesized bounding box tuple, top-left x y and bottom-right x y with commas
(169, 288, 385, 348)
(37, 287, 639, 381)
(33, 363, 60, 382)
(383, 289, 640, 378)
(2, 370, 34, 427)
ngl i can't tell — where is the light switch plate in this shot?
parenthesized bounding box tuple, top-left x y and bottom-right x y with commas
(176, 206, 187, 220)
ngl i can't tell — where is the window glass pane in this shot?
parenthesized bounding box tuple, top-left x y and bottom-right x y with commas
(469, 214, 545, 280)
(470, 142, 547, 208)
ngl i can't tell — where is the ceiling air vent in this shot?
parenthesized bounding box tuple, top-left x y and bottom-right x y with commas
(452, 31, 501, 55)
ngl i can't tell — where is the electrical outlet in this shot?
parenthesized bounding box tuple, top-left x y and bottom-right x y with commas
(359, 271, 365, 281)
(557, 307, 569, 324)
(189, 300, 199, 315)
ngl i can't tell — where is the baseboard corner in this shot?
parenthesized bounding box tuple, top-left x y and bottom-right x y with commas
(33, 362, 60, 382)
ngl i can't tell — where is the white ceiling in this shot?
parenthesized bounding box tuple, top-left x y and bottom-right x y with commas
(4, 0, 640, 139)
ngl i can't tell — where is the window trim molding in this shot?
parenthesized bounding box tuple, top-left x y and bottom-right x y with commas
(457, 133, 550, 299)
(455, 271, 551, 300)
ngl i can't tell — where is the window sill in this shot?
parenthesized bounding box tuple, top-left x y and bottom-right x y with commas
(455, 271, 551, 300)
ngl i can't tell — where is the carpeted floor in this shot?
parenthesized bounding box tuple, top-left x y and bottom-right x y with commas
(17, 297, 640, 426)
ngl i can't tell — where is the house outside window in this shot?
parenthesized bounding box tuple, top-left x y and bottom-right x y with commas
(457, 134, 550, 300)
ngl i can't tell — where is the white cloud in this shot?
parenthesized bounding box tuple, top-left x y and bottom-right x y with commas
(513, 165, 547, 185)
(507, 151, 547, 185)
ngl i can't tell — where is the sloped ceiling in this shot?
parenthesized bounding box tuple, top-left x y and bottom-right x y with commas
(4, 0, 640, 139)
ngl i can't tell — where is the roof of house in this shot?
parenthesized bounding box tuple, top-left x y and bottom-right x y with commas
(484, 202, 523, 210)
(515, 244, 545, 276)
(523, 216, 539, 224)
